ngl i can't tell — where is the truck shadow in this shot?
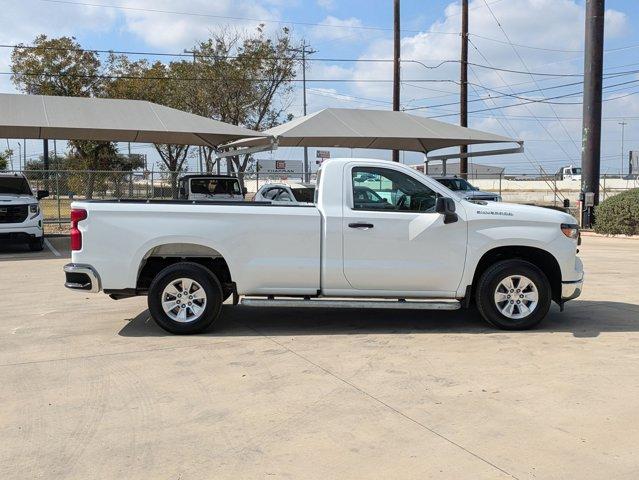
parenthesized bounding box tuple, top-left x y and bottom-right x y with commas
(119, 300, 639, 339)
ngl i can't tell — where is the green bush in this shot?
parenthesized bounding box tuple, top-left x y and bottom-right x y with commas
(594, 188, 639, 235)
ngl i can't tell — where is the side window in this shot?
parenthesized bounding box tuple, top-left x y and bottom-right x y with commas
(352, 167, 439, 213)
(263, 187, 280, 200)
(274, 189, 293, 202)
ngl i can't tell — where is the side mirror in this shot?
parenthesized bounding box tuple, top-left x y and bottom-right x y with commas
(243, 187, 248, 195)
(37, 190, 49, 200)
(435, 197, 458, 224)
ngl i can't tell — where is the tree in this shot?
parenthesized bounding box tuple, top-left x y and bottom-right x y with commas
(189, 26, 301, 177)
(107, 26, 302, 184)
(0, 149, 13, 170)
(107, 57, 193, 196)
(11, 35, 118, 198)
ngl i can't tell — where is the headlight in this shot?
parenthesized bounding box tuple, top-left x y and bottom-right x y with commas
(29, 204, 40, 215)
(561, 223, 579, 239)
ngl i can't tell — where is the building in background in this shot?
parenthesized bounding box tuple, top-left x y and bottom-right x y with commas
(412, 161, 504, 179)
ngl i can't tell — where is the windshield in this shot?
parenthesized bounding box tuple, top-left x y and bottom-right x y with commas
(291, 187, 315, 203)
(436, 178, 476, 191)
(0, 176, 32, 195)
(190, 178, 241, 196)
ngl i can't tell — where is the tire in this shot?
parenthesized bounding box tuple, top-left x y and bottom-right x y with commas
(475, 259, 551, 330)
(148, 262, 223, 334)
(29, 236, 44, 252)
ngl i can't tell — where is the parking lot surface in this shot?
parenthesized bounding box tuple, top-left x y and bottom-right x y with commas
(1, 235, 638, 479)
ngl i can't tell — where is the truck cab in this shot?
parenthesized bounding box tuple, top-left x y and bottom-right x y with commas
(178, 174, 246, 201)
(556, 166, 582, 182)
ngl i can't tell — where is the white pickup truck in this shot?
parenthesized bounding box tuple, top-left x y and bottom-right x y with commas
(64, 158, 583, 334)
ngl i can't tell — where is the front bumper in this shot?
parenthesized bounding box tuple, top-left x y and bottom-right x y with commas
(64, 263, 101, 293)
(0, 223, 43, 241)
(561, 276, 583, 301)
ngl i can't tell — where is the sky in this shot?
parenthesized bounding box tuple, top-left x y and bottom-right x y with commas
(1, 0, 639, 174)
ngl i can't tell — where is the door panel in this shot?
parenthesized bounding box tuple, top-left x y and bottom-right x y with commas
(342, 165, 467, 293)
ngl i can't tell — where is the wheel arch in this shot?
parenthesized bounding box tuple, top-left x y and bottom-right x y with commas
(136, 243, 234, 297)
(470, 245, 562, 304)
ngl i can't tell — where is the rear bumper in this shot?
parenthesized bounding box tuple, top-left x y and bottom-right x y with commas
(64, 263, 101, 293)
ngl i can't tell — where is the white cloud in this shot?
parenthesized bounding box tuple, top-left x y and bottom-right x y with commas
(309, 15, 365, 41)
(316, 0, 334, 9)
(117, 0, 283, 49)
(308, 0, 633, 171)
(0, 2, 117, 93)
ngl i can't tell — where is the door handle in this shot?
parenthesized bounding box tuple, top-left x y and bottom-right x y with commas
(348, 222, 374, 229)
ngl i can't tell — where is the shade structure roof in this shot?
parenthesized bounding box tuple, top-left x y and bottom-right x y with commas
(225, 108, 518, 152)
(0, 93, 264, 147)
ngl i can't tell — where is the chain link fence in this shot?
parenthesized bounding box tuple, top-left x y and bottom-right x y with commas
(10, 169, 315, 224)
(8, 168, 638, 225)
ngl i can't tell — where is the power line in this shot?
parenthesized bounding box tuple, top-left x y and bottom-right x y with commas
(7, 42, 639, 80)
(481, 2, 581, 154)
(472, 33, 639, 55)
(0, 71, 462, 84)
(31, 0, 459, 34)
(409, 77, 639, 112)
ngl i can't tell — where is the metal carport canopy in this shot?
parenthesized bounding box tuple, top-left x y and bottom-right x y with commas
(0, 93, 265, 146)
(222, 108, 521, 154)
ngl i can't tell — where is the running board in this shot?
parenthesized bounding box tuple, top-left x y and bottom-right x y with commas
(240, 298, 460, 310)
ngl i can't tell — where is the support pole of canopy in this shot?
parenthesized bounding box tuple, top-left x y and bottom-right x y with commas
(392, 0, 401, 163)
(460, 0, 469, 178)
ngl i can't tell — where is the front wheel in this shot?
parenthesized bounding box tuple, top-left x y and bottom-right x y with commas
(475, 259, 551, 330)
(148, 262, 223, 334)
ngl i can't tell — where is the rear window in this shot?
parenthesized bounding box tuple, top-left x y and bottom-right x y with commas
(291, 187, 315, 203)
(437, 178, 473, 191)
(0, 176, 32, 195)
(191, 178, 241, 195)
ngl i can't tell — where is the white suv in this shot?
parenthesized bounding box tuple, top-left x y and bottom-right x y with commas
(0, 173, 48, 251)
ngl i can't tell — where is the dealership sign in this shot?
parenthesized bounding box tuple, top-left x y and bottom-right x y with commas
(256, 159, 303, 174)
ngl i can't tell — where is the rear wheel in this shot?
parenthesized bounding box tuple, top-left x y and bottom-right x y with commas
(148, 262, 223, 334)
(475, 259, 551, 330)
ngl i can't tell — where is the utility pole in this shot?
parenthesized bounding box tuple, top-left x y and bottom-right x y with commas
(291, 40, 316, 181)
(459, 0, 469, 178)
(43, 139, 49, 170)
(392, 0, 401, 162)
(184, 49, 204, 173)
(619, 121, 627, 177)
(43, 139, 49, 189)
(580, 0, 605, 228)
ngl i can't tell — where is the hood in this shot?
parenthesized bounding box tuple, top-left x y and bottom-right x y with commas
(468, 200, 577, 224)
(0, 194, 37, 204)
(461, 190, 500, 199)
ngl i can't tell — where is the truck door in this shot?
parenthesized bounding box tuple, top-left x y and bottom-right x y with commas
(342, 165, 467, 294)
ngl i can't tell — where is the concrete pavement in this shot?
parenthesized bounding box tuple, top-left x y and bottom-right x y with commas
(1, 235, 638, 479)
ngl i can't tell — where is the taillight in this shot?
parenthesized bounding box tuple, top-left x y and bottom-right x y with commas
(70, 209, 87, 251)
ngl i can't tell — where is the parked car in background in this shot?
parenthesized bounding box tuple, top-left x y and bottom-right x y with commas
(254, 182, 315, 204)
(555, 166, 582, 182)
(178, 175, 246, 201)
(0, 173, 48, 251)
(433, 176, 501, 202)
(64, 158, 583, 335)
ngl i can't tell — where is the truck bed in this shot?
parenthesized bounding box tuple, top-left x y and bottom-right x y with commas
(71, 199, 322, 295)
